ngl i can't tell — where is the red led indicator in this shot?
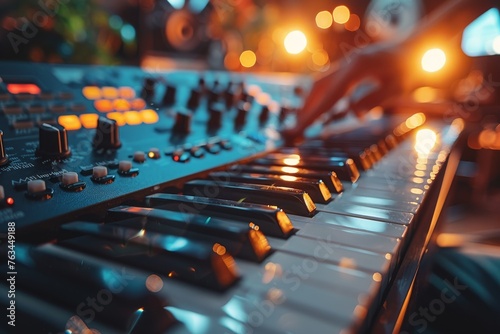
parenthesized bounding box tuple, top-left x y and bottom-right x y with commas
(7, 83, 41, 95)
(6, 197, 14, 206)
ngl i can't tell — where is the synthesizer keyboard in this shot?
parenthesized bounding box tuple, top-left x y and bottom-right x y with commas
(0, 62, 464, 333)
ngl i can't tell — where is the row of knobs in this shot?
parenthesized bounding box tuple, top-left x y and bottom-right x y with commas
(32, 118, 121, 159)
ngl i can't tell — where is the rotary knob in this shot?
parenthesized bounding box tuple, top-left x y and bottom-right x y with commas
(173, 110, 192, 134)
(208, 103, 224, 130)
(187, 89, 202, 110)
(235, 101, 250, 130)
(93, 117, 121, 150)
(141, 78, 156, 102)
(0, 130, 8, 166)
(36, 123, 71, 159)
(162, 84, 177, 106)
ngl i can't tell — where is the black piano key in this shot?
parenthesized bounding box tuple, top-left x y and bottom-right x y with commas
(59, 220, 240, 289)
(281, 146, 373, 171)
(145, 193, 294, 238)
(183, 179, 317, 217)
(230, 164, 343, 193)
(106, 206, 272, 262)
(58, 233, 240, 290)
(1, 285, 119, 334)
(8, 257, 176, 333)
(253, 153, 360, 183)
(209, 171, 332, 203)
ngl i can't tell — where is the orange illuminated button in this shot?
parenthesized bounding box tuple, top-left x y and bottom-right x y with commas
(58, 115, 82, 131)
(131, 98, 147, 110)
(107, 112, 126, 126)
(94, 99, 114, 113)
(82, 86, 101, 100)
(113, 99, 131, 112)
(140, 109, 159, 124)
(124, 111, 142, 125)
(119, 87, 136, 99)
(102, 87, 119, 100)
(79, 114, 99, 129)
(7, 83, 41, 95)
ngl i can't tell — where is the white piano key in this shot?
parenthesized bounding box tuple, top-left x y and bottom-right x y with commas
(288, 212, 408, 239)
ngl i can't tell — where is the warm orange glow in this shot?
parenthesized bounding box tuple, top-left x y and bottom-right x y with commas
(6, 197, 14, 206)
(82, 86, 101, 100)
(58, 115, 81, 131)
(113, 99, 131, 112)
(413, 87, 439, 103)
(140, 109, 159, 124)
(107, 112, 126, 126)
(124, 111, 142, 125)
(94, 99, 114, 113)
(284, 30, 307, 54)
(316, 11, 333, 29)
(372, 272, 382, 282)
(130, 98, 147, 110)
(415, 129, 438, 155)
(312, 50, 329, 66)
(280, 175, 298, 182)
(213, 243, 227, 255)
(101, 87, 119, 99)
(79, 113, 99, 129)
(345, 13, 360, 31)
(333, 5, 350, 24)
(224, 52, 240, 70)
(421, 48, 446, 73)
(119, 87, 136, 99)
(283, 154, 301, 166)
(240, 50, 257, 68)
(7, 83, 41, 95)
(281, 167, 299, 173)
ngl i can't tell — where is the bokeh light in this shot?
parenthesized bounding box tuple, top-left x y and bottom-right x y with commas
(240, 50, 257, 68)
(316, 11, 333, 29)
(284, 30, 307, 54)
(333, 5, 350, 24)
(421, 48, 447, 73)
(345, 13, 361, 31)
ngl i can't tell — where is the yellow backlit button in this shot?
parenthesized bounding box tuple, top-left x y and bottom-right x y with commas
(82, 86, 101, 100)
(101, 87, 119, 100)
(140, 109, 159, 124)
(113, 99, 131, 112)
(124, 111, 142, 125)
(58, 115, 81, 131)
(131, 98, 147, 110)
(94, 99, 114, 113)
(107, 112, 126, 126)
(119, 87, 136, 99)
(80, 114, 98, 129)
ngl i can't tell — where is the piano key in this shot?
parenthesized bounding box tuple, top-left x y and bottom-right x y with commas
(58, 234, 240, 291)
(280, 146, 373, 171)
(348, 186, 424, 204)
(273, 235, 392, 276)
(230, 164, 344, 193)
(287, 212, 407, 238)
(331, 193, 420, 214)
(319, 202, 415, 226)
(106, 206, 272, 262)
(145, 193, 294, 238)
(253, 153, 360, 183)
(183, 179, 317, 217)
(0, 285, 119, 334)
(9, 260, 176, 333)
(208, 171, 332, 203)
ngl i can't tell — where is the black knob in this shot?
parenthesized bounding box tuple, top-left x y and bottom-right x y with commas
(162, 84, 177, 106)
(259, 105, 270, 125)
(173, 110, 192, 134)
(36, 123, 71, 159)
(93, 117, 121, 150)
(279, 106, 292, 123)
(187, 89, 202, 110)
(235, 101, 250, 130)
(141, 78, 156, 102)
(208, 103, 224, 130)
(0, 130, 9, 165)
